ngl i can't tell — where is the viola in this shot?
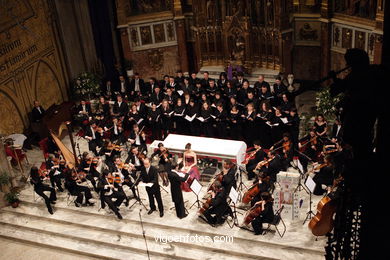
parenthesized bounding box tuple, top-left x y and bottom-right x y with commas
(282, 140, 292, 157)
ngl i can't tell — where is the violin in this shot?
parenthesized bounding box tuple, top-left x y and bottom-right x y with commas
(242, 147, 260, 165)
(282, 140, 292, 156)
(255, 157, 275, 170)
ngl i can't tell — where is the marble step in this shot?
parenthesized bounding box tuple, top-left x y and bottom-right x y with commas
(2, 198, 324, 260)
(0, 208, 274, 260)
(0, 222, 156, 260)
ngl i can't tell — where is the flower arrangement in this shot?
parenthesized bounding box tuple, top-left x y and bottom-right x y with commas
(72, 72, 101, 100)
(315, 86, 343, 122)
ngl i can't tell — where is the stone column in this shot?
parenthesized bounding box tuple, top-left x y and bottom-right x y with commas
(174, 0, 189, 73)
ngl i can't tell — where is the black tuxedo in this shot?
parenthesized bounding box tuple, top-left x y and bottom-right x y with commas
(141, 166, 164, 213)
(150, 92, 164, 105)
(113, 101, 129, 117)
(32, 106, 45, 122)
(168, 169, 188, 218)
(98, 177, 126, 215)
(77, 103, 92, 115)
(84, 126, 103, 155)
(130, 78, 145, 93)
(118, 80, 130, 94)
(331, 124, 343, 140)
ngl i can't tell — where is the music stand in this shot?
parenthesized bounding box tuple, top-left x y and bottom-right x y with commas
(235, 164, 248, 201)
(302, 175, 316, 225)
(189, 178, 203, 209)
(292, 159, 309, 195)
(227, 187, 240, 228)
(129, 174, 148, 211)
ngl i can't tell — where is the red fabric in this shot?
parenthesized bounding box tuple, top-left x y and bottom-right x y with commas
(5, 145, 26, 162)
(38, 138, 49, 159)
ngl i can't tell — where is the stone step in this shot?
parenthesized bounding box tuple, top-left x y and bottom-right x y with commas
(0, 207, 273, 260)
(2, 191, 324, 260)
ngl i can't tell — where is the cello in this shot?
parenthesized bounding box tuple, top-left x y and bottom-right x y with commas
(243, 197, 273, 226)
(308, 176, 343, 236)
(242, 175, 270, 204)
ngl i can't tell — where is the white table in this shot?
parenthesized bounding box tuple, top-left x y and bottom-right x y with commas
(149, 134, 247, 164)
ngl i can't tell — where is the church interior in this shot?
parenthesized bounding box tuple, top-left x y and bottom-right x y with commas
(0, 1, 388, 259)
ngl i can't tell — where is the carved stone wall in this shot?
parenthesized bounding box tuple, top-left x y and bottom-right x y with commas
(0, 0, 68, 135)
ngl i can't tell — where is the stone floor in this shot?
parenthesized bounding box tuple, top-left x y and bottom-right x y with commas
(0, 128, 327, 260)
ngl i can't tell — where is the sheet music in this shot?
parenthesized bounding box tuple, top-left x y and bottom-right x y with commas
(280, 117, 289, 124)
(177, 90, 184, 96)
(211, 104, 216, 108)
(139, 182, 153, 187)
(190, 178, 202, 196)
(137, 118, 144, 125)
(197, 117, 205, 122)
(229, 186, 239, 204)
(266, 121, 279, 127)
(185, 114, 196, 122)
(168, 111, 174, 116)
(305, 176, 316, 193)
(210, 114, 216, 119)
(172, 170, 186, 178)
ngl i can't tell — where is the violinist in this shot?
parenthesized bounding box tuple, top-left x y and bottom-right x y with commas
(105, 117, 124, 144)
(260, 151, 282, 182)
(128, 124, 147, 153)
(30, 166, 57, 214)
(46, 155, 64, 192)
(64, 170, 94, 207)
(270, 133, 293, 170)
(110, 157, 133, 206)
(98, 170, 125, 219)
(251, 192, 274, 235)
(79, 153, 100, 192)
(84, 121, 103, 156)
(99, 140, 118, 168)
(200, 181, 232, 226)
(311, 155, 335, 196)
(298, 129, 320, 173)
(151, 143, 172, 171)
(245, 140, 267, 180)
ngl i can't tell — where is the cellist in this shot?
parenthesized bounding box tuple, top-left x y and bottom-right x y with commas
(251, 192, 274, 235)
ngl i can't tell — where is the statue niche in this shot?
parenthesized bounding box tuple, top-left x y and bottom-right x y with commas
(228, 29, 245, 64)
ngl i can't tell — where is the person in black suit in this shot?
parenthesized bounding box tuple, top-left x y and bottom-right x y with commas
(102, 80, 113, 99)
(201, 181, 232, 226)
(150, 85, 164, 105)
(84, 121, 103, 155)
(272, 76, 287, 106)
(167, 162, 189, 219)
(30, 166, 56, 214)
(98, 169, 126, 219)
(129, 73, 144, 100)
(140, 158, 164, 217)
(251, 192, 275, 235)
(64, 171, 94, 207)
(331, 117, 343, 141)
(142, 77, 157, 99)
(246, 140, 267, 180)
(261, 151, 283, 182)
(31, 100, 45, 122)
(77, 100, 92, 116)
(112, 94, 129, 118)
(220, 160, 237, 194)
(118, 75, 130, 97)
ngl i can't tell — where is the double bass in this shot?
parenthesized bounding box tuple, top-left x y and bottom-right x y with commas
(308, 176, 343, 236)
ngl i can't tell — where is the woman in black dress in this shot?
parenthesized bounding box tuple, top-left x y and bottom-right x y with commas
(228, 105, 242, 140)
(313, 114, 328, 140)
(147, 103, 162, 141)
(199, 102, 214, 137)
(173, 98, 186, 134)
(242, 102, 257, 146)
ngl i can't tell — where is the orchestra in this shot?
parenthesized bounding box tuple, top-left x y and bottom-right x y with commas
(26, 71, 346, 238)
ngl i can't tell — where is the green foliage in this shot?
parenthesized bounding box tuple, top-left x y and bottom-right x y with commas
(315, 86, 343, 121)
(0, 172, 9, 185)
(4, 190, 19, 203)
(72, 72, 101, 100)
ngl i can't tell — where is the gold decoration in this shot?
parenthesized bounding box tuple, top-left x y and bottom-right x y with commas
(148, 49, 164, 71)
(0, 92, 24, 135)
